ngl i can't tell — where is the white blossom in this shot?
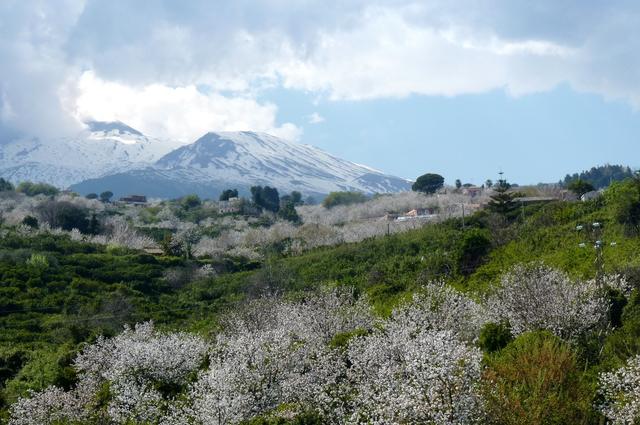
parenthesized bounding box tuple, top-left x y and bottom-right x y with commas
(390, 280, 487, 343)
(346, 328, 484, 424)
(486, 263, 609, 340)
(598, 355, 640, 424)
(10, 322, 209, 425)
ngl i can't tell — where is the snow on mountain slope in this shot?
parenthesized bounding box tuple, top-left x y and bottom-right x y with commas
(0, 121, 179, 188)
(153, 131, 411, 195)
(4, 123, 411, 197)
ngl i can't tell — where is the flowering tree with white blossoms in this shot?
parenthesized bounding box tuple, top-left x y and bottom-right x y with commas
(9, 322, 209, 425)
(486, 263, 610, 340)
(390, 280, 487, 343)
(9, 286, 490, 424)
(346, 328, 484, 424)
(598, 354, 640, 424)
(173, 287, 375, 424)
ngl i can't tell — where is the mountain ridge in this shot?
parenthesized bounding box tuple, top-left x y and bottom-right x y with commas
(1, 123, 412, 198)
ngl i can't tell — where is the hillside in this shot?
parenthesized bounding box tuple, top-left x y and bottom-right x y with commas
(1, 178, 640, 422)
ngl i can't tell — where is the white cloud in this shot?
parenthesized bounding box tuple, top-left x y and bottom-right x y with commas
(277, 8, 576, 100)
(308, 112, 325, 124)
(2, 0, 640, 140)
(72, 72, 301, 142)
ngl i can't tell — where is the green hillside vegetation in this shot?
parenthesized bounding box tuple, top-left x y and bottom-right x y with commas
(1, 178, 640, 421)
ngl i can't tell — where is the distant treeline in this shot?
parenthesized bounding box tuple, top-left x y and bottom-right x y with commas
(562, 164, 635, 189)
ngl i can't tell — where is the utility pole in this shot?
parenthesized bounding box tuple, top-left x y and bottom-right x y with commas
(576, 222, 616, 288)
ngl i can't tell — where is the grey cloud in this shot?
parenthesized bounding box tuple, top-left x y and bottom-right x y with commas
(2, 0, 640, 140)
(0, 0, 85, 141)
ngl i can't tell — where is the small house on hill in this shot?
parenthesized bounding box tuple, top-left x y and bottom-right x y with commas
(405, 207, 435, 217)
(218, 197, 242, 214)
(462, 186, 483, 197)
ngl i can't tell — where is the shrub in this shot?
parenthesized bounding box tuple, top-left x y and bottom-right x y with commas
(606, 179, 640, 235)
(20, 216, 38, 229)
(482, 331, 593, 425)
(478, 322, 513, 354)
(457, 228, 492, 275)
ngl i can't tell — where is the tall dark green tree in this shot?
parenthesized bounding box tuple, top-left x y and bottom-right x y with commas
(278, 200, 301, 223)
(412, 173, 445, 194)
(251, 186, 280, 213)
(219, 189, 239, 201)
(455, 179, 462, 189)
(99, 191, 113, 203)
(290, 191, 303, 205)
(488, 177, 518, 216)
(0, 178, 14, 192)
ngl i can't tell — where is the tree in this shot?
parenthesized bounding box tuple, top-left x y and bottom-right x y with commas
(0, 178, 14, 192)
(487, 177, 518, 216)
(485, 179, 493, 189)
(599, 354, 640, 423)
(563, 164, 634, 189)
(411, 173, 444, 194)
(486, 264, 608, 340)
(181, 194, 201, 210)
(220, 189, 239, 201)
(290, 191, 303, 205)
(85, 193, 98, 200)
(36, 201, 90, 232)
(278, 200, 301, 223)
(16, 181, 58, 196)
(251, 186, 280, 213)
(567, 179, 595, 197)
(87, 214, 100, 235)
(160, 233, 182, 257)
(455, 179, 462, 189)
(99, 191, 113, 203)
(322, 191, 367, 208)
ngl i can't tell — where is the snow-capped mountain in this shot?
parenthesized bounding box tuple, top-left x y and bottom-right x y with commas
(70, 131, 412, 198)
(155, 132, 411, 194)
(1, 122, 411, 198)
(0, 121, 179, 188)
